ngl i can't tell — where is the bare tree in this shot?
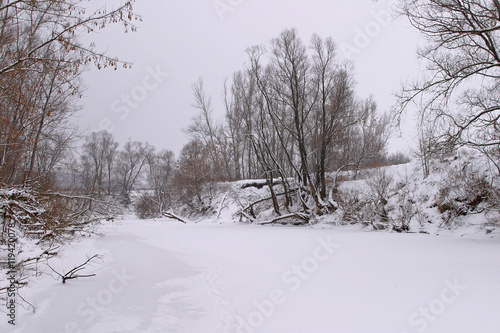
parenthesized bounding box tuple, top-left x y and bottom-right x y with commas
(0, 49, 81, 185)
(309, 34, 339, 200)
(352, 98, 391, 171)
(173, 138, 213, 213)
(115, 140, 152, 205)
(146, 149, 175, 214)
(413, 115, 445, 178)
(224, 71, 261, 180)
(246, 44, 299, 214)
(309, 36, 359, 199)
(188, 78, 233, 181)
(81, 131, 119, 196)
(270, 29, 316, 194)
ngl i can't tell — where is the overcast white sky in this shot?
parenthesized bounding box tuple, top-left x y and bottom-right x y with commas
(79, 0, 422, 155)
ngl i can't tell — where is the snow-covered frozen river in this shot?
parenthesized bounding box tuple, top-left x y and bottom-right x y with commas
(5, 218, 500, 333)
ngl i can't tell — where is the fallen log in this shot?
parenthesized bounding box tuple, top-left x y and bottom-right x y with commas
(163, 211, 187, 224)
(240, 179, 284, 189)
(256, 212, 310, 225)
(239, 189, 298, 219)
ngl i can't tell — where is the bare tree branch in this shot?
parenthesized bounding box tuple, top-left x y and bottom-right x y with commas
(47, 254, 100, 284)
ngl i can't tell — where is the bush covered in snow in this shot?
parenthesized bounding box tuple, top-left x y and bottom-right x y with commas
(331, 149, 500, 233)
(434, 158, 499, 228)
(0, 186, 111, 308)
(0, 188, 101, 244)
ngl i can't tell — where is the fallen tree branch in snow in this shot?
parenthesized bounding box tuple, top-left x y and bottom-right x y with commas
(256, 212, 310, 225)
(47, 254, 100, 284)
(216, 194, 228, 219)
(17, 246, 60, 267)
(238, 210, 255, 223)
(17, 293, 36, 313)
(240, 179, 284, 189)
(163, 211, 187, 223)
(239, 189, 298, 220)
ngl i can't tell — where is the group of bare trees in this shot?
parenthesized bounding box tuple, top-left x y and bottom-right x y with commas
(397, 0, 500, 176)
(182, 29, 392, 219)
(77, 131, 176, 214)
(0, 0, 140, 264)
(0, 0, 139, 189)
(75, 130, 215, 218)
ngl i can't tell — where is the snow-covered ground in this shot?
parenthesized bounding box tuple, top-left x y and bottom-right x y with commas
(2, 217, 499, 333)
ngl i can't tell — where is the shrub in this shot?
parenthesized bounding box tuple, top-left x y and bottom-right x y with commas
(335, 187, 375, 225)
(436, 162, 497, 227)
(385, 152, 411, 166)
(392, 180, 416, 232)
(135, 193, 161, 220)
(366, 169, 394, 224)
